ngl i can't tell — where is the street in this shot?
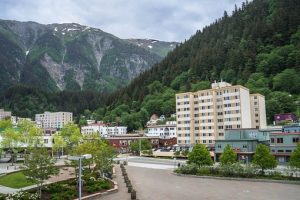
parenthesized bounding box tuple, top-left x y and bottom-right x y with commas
(125, 165, 300, 200)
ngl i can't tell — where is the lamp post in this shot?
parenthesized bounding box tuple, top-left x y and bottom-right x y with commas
(68, 154, 92, 200)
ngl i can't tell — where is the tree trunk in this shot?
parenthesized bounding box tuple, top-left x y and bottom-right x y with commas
(11, 151, 14, 166)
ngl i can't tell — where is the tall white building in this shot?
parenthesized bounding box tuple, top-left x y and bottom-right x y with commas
(35, 111, 73, 129)
(146, 121, 177, 139)
(176, 81, 267, 147)
(81, 123, 127, 137)
(0, 109, 11, 120)
(250, 94, 267, 129)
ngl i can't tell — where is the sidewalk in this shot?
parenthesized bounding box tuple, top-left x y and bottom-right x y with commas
(100, 165, 131, 200)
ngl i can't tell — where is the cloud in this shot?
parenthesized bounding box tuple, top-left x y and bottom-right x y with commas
(0, 0, 246, 42)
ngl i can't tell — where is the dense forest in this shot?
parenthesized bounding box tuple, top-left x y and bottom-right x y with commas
(101, 0, 300, 130)
(1, 0, 300, 131)
(0, 85, 107, 123)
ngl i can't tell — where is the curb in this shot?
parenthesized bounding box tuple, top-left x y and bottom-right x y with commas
(172, 172, 300, 185)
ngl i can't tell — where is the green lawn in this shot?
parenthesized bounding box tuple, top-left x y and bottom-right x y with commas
(0, 171, 36, 188)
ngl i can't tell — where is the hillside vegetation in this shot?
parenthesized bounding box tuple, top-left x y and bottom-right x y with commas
(1, 0, 300, 130)
(100, 0, 300, 130)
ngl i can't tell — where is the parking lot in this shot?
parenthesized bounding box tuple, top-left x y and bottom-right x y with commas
(126, 166, 300, 200)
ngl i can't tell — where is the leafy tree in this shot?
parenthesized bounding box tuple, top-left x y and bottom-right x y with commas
(252, 144, 277, 174)
(130, 139, 152, 154)
(52, 133, 66, 158)
(187, 144, 213, 167)
(18, 120, 43, 148)
(0, 119, 13, 129)
(220, 145, 237, 165)
(191, 81, 210, 92)
(93, 142, 116, 177)
(266, 91, 294, 123)
(23, 147, 59, 198)
(60, 123, 82, 152)
(273, 69, 300, 94)
(289, 143, 300, 170)
(0, 127, 23, 166)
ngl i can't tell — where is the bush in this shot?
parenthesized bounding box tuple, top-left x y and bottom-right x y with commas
(177, 164, 199, 174)
(100, 180, 112, 189)
(6, 191, 39, 200)
(51, 190, 76, 200)
(197, 166, 211, 176)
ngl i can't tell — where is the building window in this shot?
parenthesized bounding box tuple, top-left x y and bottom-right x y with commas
(278, 150, 284, 153)
(277, 138, 283, 143)
(271, 138, 274, 143)
(217, 145, 221, 148)
(44, 139, 48, 144)
(243, 145, 247, 148)
(293, 138, 299, 143)
(203, 140, 206, 143)
(286, 150, 292, 153)
(209, 140, 212, 143)
(219, 133, 224, 136)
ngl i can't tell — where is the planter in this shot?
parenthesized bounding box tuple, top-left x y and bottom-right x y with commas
(131, 190, 136, 200)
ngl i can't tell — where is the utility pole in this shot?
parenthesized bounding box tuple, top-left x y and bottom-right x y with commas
(79, 158, 82, 200)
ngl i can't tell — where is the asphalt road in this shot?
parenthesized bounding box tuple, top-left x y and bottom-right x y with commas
(126, 166, 300, 200)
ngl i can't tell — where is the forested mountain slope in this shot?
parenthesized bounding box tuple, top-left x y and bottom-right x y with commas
(100, 0, 300, 130)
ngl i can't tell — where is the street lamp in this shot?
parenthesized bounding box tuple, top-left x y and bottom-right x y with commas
(68, 154, 92, 200)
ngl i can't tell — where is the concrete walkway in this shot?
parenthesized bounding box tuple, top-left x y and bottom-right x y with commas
(100, 165, 131, 200)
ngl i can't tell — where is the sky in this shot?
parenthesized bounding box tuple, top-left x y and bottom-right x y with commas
(0, 0, 246, 42)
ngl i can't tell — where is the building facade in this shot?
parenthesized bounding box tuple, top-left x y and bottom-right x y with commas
(146, 121, 176, 139)
(215, 129, 269, 163)
(106, 134, 159, 153)
(176, 81, 267, 147)
(215, 125, 300, 163)
(270, 132, 300, 163)
(250, 94, 267, 129)
(0, 109, 11, 120)
(274, 113, 297, 125)
(81, 123, 127, 137)
(35, 112, 73, 129)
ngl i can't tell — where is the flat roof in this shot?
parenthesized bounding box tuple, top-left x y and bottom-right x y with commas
(106, 136, 159, 140)
(147, 124, 176, 128)
(270, 132, 300, 135)
(215, 139, 261, 142)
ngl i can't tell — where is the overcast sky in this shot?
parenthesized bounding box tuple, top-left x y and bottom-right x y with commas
(0, 0, 246, 42)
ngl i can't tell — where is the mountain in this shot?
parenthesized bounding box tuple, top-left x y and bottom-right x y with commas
(0, 20, 170, 93)
(99, 0, 300, 130)
(126, 39, 178, 57)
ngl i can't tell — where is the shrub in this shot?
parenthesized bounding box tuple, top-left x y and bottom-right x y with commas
(197, 166, 211, 176)
(100, 180, 111, 189)
(51, 190, 76, 200)
(177, 164, 199, 174)
(6, 191, 39, 200)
